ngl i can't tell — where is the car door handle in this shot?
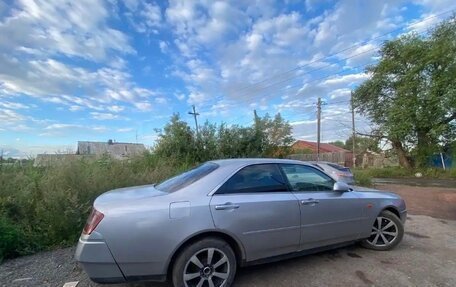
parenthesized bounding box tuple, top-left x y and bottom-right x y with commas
(215, 203, 240, 210)
(301, 199, 320, 205)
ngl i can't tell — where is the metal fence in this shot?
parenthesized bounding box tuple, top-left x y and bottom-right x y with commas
(288, 152, 399, 168)
(288, 152, 351, 166)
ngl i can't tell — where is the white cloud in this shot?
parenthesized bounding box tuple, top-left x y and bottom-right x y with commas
(69, 105, 83, 112)
(155, 97, 167, 104)
(134, 101, 153, 111)
(322, 73, 371, 88)
(90, 112, 118, 120)
(41, 122, 108, 136)
(44, 123, 82, 130)
(159, 41, 169, 53)
(107, 105, 125, 113)
(187, 91, 209, 105)
(0, 56, 156, 112)
(117, 127, 134, 132)
(124, 0, 162, 34)
(0, 0, 134, 61)
(174, 92, 186, 101)
(0, 101, 29, 109)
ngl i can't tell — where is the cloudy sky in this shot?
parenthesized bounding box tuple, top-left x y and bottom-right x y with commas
(0, 0, 454, 157)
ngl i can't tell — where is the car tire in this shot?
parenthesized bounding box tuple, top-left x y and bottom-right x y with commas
(361, 210, 404, 251)
(172, 237, 237, 287)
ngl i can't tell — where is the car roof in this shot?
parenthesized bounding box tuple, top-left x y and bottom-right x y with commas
(209, 158, 310, 168)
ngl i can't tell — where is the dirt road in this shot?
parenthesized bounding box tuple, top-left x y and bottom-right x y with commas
(375, 184, 456, 220)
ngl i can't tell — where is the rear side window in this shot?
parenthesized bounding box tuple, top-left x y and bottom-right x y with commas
(217, 164, 288, 194)
(156, 162, 219, 193)
(281, 164, 335, 192)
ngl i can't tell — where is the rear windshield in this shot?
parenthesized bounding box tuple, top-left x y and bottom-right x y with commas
(155, 162, 219, 193)
(327, 163, 351, 172)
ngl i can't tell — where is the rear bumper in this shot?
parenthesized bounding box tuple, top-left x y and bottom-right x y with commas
(75, 235, 126, 284)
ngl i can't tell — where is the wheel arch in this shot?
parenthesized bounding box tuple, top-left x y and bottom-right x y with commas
(165, 229, 246, 279)
(382, 205, 401, 219)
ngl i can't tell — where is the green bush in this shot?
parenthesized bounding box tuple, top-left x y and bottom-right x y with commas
(0, 216, 26, 261)
(353, 170, 373, 186)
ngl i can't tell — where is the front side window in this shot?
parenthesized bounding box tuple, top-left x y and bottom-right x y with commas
(217, 164, 288, 194)
(156, 162, 219, 193)
(281, 164, 335, 192)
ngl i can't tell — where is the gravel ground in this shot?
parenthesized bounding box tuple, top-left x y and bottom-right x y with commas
(1, 214, 455, 287)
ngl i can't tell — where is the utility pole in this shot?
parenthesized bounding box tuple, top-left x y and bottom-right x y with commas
(317, 97, 321, 162)
(188, 105, 200, 137)
(351, 92, 356, 168)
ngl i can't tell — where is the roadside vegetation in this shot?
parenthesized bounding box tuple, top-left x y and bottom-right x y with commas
(0, 112, 293, 262)
(354, 166, 456, 182)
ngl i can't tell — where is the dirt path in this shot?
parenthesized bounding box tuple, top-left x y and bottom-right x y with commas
(375, 184, 456, 220)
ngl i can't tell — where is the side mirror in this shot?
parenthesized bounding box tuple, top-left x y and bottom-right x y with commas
(333, 181, 350, 192)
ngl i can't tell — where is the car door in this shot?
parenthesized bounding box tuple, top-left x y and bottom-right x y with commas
(279, 164, 363, 250)
(210, 164, 301, 261)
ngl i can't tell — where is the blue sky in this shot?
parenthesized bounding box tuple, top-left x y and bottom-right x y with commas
(0, 0, 454, 157)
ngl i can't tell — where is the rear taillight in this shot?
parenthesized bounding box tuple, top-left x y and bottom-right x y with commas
(333, 171, 348, 177)
(82, 208, 104, 235)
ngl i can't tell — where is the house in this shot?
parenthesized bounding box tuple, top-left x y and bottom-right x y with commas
(76, 140, 146, 159)
(291, 140, 350, 153)
(34, 140, 146, 166)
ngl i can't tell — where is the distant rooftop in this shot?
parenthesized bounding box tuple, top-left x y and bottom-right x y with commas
(76, 140, 146, 159)
(292, 140, 350, 153)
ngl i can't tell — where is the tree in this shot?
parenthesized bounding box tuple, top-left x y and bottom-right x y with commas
(344, 135, 380, 154)
(353, 16, 456, 168)
(153, 111, 295, 162)
(154, 114, 197, 162)
(328, 140, 345, 149)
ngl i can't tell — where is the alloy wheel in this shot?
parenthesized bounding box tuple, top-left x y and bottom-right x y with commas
(183, 247, 230, 287)
(367, 216, 399, 247)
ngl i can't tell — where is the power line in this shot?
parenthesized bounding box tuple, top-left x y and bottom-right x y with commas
(197, 18, 438, 116)
(198, 47, 379, 109)
(230, 9, 455, 95)
(197, 59, 377, 115)
(194, 8, 456, 108)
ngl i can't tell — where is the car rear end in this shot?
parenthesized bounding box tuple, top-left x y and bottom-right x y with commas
(319, 162, 355, 185)
(75, 207, 126, 283)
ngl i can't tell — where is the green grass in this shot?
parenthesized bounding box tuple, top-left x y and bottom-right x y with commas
(353, 166, 456, 188)
(353, 166, 456, 180)
(0, 153, 190, 262)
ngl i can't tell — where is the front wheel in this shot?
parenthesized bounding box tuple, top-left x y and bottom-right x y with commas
(172, 237, 237, 287)
(361, 210, 404, 251)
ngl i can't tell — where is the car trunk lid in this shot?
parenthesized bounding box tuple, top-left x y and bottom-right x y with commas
(94, 184, 167, 211)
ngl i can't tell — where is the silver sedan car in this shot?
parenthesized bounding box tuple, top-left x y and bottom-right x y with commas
(75, 158, 406, 287)
(309, 161, 355, 185)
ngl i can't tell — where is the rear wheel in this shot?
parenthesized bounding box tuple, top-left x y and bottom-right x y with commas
(361, 210, 404, 251)
(172, 237, 237, 287)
